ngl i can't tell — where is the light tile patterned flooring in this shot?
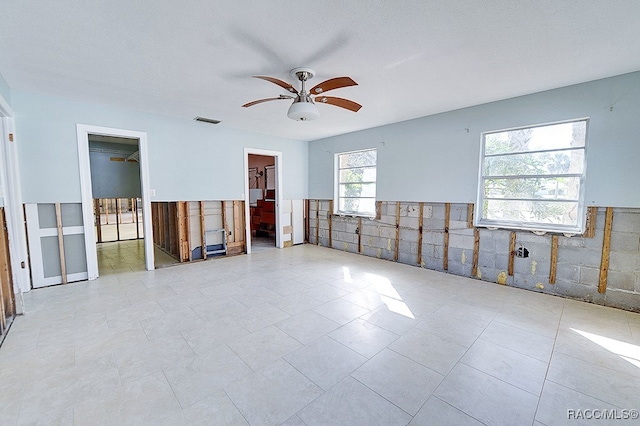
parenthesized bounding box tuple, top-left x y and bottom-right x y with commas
(1, 244, 640, 425)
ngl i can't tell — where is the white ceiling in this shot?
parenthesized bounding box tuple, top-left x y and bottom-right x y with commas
(1, 1, 640, 142)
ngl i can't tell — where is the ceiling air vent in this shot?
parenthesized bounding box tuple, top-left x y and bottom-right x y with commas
(194, 116, 221, 124)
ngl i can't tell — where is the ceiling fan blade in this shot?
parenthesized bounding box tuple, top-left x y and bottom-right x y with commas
(253, 76, 298, 94)
(314, 96, 362, 112)
(242, 95, 292, 108)
(309, 77, 357, 95)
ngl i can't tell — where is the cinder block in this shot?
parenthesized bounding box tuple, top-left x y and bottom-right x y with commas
(605, 289, 640, 313)
(579, 266, 600, 287)
(478, 232, 496, 252)
(384, 202, 397, 217)
(398, 251, 417, 265)
(448, 220, 468, 232)
(557, 247, 602, 267)
(424, 256, 444, 272)
(423, 231, 444, 245)
(399, 240, 417, 255)
(477, 267, 509, 285)
(611, 210, 640, 233)
(555, 263, 580, 283)
(606, 270, 636, 292)
(379, 215, 396, 226)
(449, 204, 466, 221)
(399, 228, 420, 243)
(423, 205, 433, 219)
(558, 235, 586, 248)
(511, 274, 544, 291)
(515, 233, 548, 245)
(448, 247, 466, 265)
(362, 245, 380, 259)
(519, 242, 551, 261)
(514, 258, 550, 277)
(420, 243, 435, 259)
(400, 216, 419, 230)
(431, 204, 446, 220)
(608, 251, 640, 272)
(553, 280, 605, 305)
(361, 224, 379, 237)
(478, 251, 496, 268)
(448, 260, 471, 277)
(335, 231, 357, 244)
(583, 230, 604, 250)
(405, 203, 421, 218)
(449, 233, 475, 250)
(331, 221, 348, 233)
(423, 218, 444, 231)
(610, 231, 640, 252)
(433, 245, 444, 260)
(495, 255, 509, 270)
(379, 226, 396, 239)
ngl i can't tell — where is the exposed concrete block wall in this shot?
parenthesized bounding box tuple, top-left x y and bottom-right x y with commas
(308, 200, 640, 312)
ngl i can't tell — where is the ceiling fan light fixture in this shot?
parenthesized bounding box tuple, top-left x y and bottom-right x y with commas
(287, 101, 319, 121)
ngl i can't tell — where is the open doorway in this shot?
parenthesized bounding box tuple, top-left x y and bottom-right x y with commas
(88, 135, 147, 274)
(244, 148, 283, 253)
(77, 124, 154, 279)
(248, 154, 277, 252)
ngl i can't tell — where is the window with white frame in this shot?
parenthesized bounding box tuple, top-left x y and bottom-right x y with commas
(336, 148, 377, 216)
(476, 119, 588, 233)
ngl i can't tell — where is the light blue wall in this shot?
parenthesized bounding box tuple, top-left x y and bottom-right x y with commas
(309, 71, 640, 208)
(12, 90, 308, 203)
(89, 141, 141, 199)
(0, 72, 10, 106)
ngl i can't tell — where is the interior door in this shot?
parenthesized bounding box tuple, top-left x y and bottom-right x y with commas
(25, 203, 88, 288)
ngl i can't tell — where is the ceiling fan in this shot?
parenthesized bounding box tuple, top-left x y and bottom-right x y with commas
(242, 67, 362, 121)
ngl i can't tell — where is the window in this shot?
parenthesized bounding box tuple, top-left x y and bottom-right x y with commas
(335, 148, 377, 216)
(476, 119, 588, 233)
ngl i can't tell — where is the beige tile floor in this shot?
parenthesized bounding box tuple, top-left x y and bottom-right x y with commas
(1, 244, 640, 425)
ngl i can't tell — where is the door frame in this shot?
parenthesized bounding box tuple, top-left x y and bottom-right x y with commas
(0, 94, 30, 305)
(244, 148, 283, 253)
(76, 124, 154, 278)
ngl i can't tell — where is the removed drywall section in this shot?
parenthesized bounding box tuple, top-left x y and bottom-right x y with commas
(309, 200, 640, 312)
(188, 200, 246, 260)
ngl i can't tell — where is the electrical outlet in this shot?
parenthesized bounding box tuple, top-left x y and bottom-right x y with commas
(515, 247, 529, 258)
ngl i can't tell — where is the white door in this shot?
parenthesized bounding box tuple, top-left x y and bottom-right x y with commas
(25, 203, 88, 288)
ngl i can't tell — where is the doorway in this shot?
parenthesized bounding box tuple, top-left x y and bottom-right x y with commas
(77, 125, 154, 279)
(248, 154, 277, 252)
(244, 148, 283, 253)
(88, 135, 146, 274)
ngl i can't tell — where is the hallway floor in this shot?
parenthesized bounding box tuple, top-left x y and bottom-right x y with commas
(1, 245, 639, 425)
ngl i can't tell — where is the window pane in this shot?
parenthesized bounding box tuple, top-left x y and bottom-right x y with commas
(484, 176, 581, 200)
(340, 183, 376, 198)
(484, 149, 584, 176)
(483, 199, 579, 226)
(339, 150, 377, 168)
(339, 167, 376, 183)
(485, 121, 587, 155)
(339, 197, 375, 214)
